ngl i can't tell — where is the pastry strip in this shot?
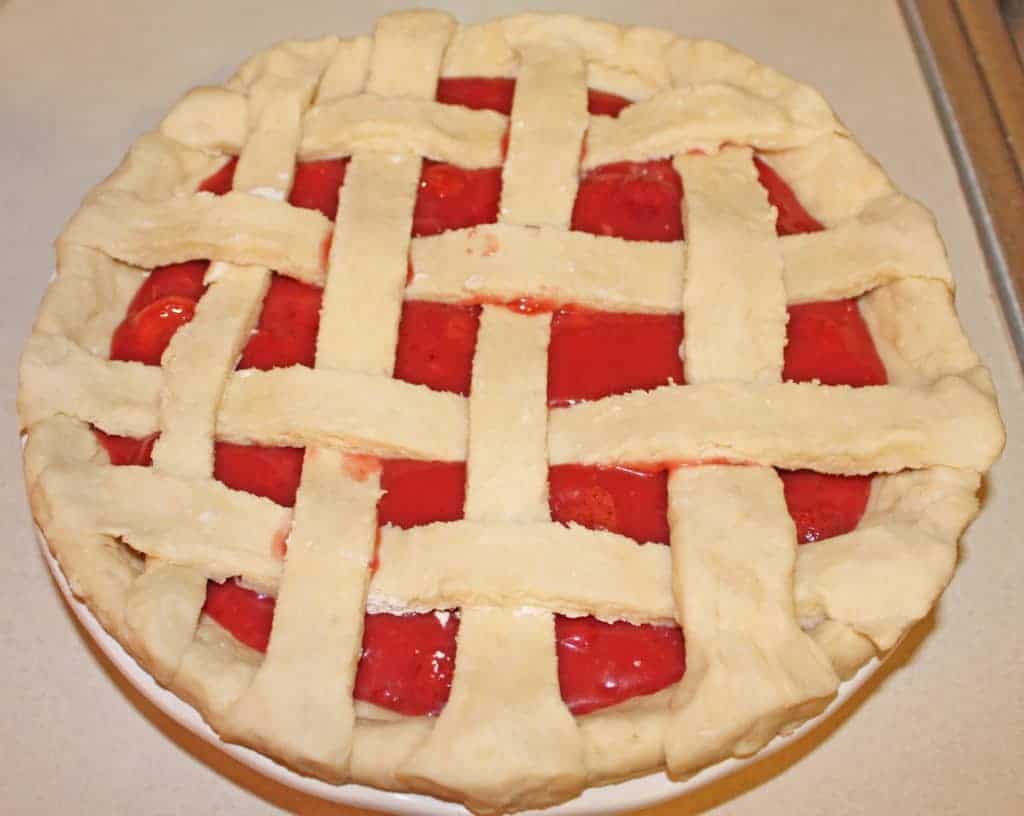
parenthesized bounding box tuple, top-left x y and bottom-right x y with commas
(548, 376, 1004, 474)
(463, 308, 552, 521)
(401, 608, 587, 813)
(795, 467, 980, 650)
(34, 463, 289, 592)
(401, 311, 585, 802)
(61, 190, 332, 285)
(782, 194, 951, 304)
(225, 10, 456, 779)
(317, 37, 373, 102)
(225, 448, 380, 779)
(315, 151, 420, 376)
(664, 465, 838, 774)
(300, 95, 506, 167)
(499, 44, 588, 228)
(583, 83, 839, 169)
(150, 264, 270, 479)
(33, 246, 146, 355)
(19, 333, 162, 437)
(128, 56, 330, 683)
(405, 215, 950, 312)
(407, 223, 683, 313)
(217, 366, 467, 460)
(366, 10, 455, 100)
(371, 520, 674, 623)
(676, 146, 786, 383)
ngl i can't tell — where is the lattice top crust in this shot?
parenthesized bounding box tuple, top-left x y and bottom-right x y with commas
(18, 10, 1005, 815)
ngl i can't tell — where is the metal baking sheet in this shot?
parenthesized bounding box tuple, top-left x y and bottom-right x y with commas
(902, 0, 1024, 368)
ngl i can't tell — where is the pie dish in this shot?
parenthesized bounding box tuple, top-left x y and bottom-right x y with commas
(17, 8, 1006, 816)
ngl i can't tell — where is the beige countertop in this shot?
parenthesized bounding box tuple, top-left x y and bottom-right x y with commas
(2, 1, 1022, 813)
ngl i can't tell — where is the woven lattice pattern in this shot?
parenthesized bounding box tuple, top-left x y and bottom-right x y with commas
(19, 11, 1004, 815)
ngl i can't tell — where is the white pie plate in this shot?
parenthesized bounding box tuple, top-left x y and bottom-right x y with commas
(38, 526, 881, 815)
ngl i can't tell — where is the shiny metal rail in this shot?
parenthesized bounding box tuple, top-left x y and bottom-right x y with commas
(901, 0, 1024, 368)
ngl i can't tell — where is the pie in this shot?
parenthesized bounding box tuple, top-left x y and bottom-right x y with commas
(17, 9, 1006, 815)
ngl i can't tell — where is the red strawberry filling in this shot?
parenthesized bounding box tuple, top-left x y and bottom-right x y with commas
(97, 79, 884, 719)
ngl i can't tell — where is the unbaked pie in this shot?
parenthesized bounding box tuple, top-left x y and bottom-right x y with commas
(18, 9, 1006, 814)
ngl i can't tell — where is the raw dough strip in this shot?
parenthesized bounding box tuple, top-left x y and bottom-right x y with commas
(300, 95, 507, 167)
(365, 10, 455, 100)
(756, 132, 894, 228)
(230, 42, 334, 196)
(407, 223, 684, 314)
(859, 278, 986, 387)
(370, 519, 674, 624)
(224, 10, 457, 780)
(24, 417, 142, 640)
(18, 341, 468, 462)
(583, 82, 840, 170)
(33, 463, 289, 593)
(19, 333, 162, 438)
(795, 466, 981, 651)
(33, 245, 146, 356)
(398, 51, 591, 789)
(405, 207, 951, 313)
(88, 130, 225, 202)
(548, 376, 1004, 475)
(61, 189, 332, 286)
(463, 308, 552, 521)
(317, 37, 373, 103)
(150, 264, 270, 479)
(224, 447, 381, 780)
(499, 43, 589, 228)
(315, 151, 420, 375)
(401, 607, 587, 814)
(676, 146, 787, 383)
(664, 466, 839, 774)
(128, 57, 328, 684)
(665, 139, 837, 772)
(218, 353, 467, 463)
(24, 337, 1000, 475)
(782, 194, 951, 304)
(401, 308, 587, 805)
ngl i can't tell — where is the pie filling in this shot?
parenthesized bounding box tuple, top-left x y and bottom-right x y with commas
(96, 78, 885, 719)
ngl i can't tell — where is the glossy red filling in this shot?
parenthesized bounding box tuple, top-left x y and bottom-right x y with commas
(393, 301, 480, 396)
(548, 311, 684, 407)
(550, 465, 670, 546)
(238, 274, 322, 371)
(98, 77, 885, 719)
(573, 159, 684, 242)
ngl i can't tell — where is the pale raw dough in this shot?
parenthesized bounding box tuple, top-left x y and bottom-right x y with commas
(34, 245, 145, 355)
(19, 333, 162, 438)
(371, 520, 675, 624)
(222, 449, 380, 782)
(216, 366, 468, 461)
(300, 95, 507, 168)
(548, 377, 1005, 474)
(61, 189, 332, 285)
(316, 151, 420, 376)
(407, 223, 684, 313)
(583, 82, 840, 170)
(677, 146, 786, 383)
(17, 9, 1008, 814)
(664, 466, 838, 774)
(34, 462, 290, 592)
(151, 263, 270, 479)
(499, 43, 588, 229)
(795, 467, 981, 650)
(399, 607, 586, 814)
(463, 307, 551, 522)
